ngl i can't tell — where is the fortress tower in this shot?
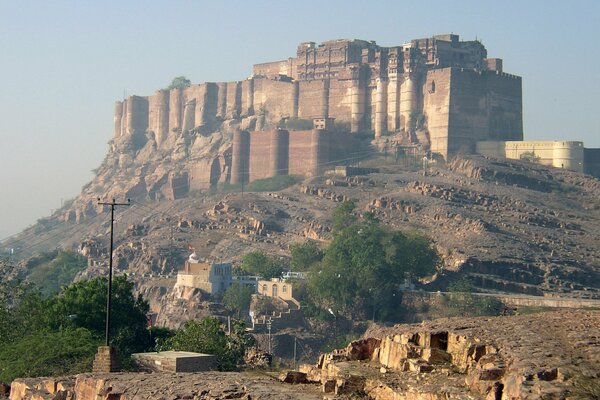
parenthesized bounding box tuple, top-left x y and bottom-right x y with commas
(114, 34, 522, 161)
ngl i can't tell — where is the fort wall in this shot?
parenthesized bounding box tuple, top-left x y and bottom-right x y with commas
(114, 35, 525, 163)
(447, 69, 522, 156)
(584, 148, 600, 177)
(476, 140, 584, 172)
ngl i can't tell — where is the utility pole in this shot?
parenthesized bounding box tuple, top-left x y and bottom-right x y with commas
(266, 318, 273, 354)
(293, 336, 297, 370)
(97, 198, 130, 346)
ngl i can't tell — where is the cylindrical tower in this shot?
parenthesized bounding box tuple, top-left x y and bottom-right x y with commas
(217, 82, 227, 118)
(246, 78, 254, 115)
(169, 87, 183, 133)
(114, 101, 123, 138)
(155, 90, 170, 146)
(387, 76, 400, 132)
(553, 141, 584, 172)
(375, 78, 388, 137)
(400, 74, 418, 135)
(310, 129, 328, 177)
(125, 96, 135, 135)
(231, 130, 250, 184)
(350, 81, 365, 133)
(120, 101, 127, 137)
(182, 99, 196, 132)
(269, 129, 289, 177)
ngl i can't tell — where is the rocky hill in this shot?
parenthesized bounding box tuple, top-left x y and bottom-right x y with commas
(3, 142, 600, 327)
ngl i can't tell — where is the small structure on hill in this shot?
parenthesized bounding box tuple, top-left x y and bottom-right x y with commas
(175, 252, 232, 295)
(258, 278, 296, 302)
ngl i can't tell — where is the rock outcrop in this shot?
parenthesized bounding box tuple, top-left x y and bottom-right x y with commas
(288, 310, 600, 399)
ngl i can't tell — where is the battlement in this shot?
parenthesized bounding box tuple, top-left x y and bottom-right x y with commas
(116, 34, 522, 161)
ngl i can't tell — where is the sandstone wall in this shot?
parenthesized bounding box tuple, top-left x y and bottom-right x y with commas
(248, 131, 274, 181)
(423, 69, 452, 156)
(446, 69, 522, 157)
(298, 80, 328, 119)
(253, 79, 295, 122)
(288, 130, 317, 176)
(327, 79, 354, 123)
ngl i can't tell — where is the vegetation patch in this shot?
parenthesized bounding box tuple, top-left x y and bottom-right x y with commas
(247, 175, 301, 192)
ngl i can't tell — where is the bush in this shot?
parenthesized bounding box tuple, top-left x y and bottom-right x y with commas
(246, 175, 301, 192)
(27, 250, 87, 296)
(0, 328, 98, 383)
(157, 317, 254, 371)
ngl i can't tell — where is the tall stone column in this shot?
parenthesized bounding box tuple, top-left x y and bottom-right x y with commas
(269, 129, 289, 177)
(311, 129, 328, 177)
(169, 88, 183, 134)
(350, 81, 365, 133)
(182, 99, 196, 132)
(400, 74, 418, 134)
(126, 96, 135, 135)
(375, 78, 388, 137)
(114, 101, 123, 138)
(246, 78, 254, 115)
(231, 130, 250, 185)
(217, 82, 227, 118)
(387, 75, 400, 132)
(155, 90, 169, 146)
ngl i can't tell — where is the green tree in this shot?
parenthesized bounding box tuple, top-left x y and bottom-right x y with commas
(0, 328, 98, 383)
(240, 251, 283, 279)
(309, 203, 439, 321)
(331, 200, 357, 233)
(290, 242, 323, 271)
(167, 76, 191, 90)
(222, 283, 254, 318)
(27, 250, 87, 296)
(158, 317, 254, 371)
(50, 276, 151, 356)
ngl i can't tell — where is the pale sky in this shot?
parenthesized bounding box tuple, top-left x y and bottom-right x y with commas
(1, 0, 599, 240)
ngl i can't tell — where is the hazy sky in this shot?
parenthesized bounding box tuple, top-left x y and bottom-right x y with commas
(1, 0, 599, 240)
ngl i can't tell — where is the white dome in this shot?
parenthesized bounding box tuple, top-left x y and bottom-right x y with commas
(188, 252, 200, 263)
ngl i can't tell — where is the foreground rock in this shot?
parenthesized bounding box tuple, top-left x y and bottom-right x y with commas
(289, 310, 600, 399)
(10, 371, 322, 400)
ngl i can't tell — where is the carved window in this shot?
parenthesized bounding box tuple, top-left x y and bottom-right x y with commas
(430, 81, 436, 93)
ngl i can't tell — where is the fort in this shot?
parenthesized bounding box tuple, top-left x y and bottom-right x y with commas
(110, 34, 598, 189)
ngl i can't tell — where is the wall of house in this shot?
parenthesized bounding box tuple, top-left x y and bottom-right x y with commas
(258, 279, 295, 301)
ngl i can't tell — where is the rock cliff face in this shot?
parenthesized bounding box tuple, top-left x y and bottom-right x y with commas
(293, 310, 600, 399)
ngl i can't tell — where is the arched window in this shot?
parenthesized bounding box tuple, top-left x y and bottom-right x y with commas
(430, 81, 436, 93)
(272, 284, 278, 297)
(262, 284, 267, 294)
(282, 285, 287, 293)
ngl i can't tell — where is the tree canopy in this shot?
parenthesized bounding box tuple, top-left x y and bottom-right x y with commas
(167, 76, 191, 90)
(308, 201, 439, 321)
(222, 283, 254, 318)
(158, 317, 253, 371)
(290, 242, 323, 271)
(0, 276, 152, 382)
(240, 250, 283, 279)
